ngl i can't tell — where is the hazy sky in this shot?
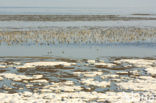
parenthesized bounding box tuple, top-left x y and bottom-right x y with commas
(0, 0, 155, 8)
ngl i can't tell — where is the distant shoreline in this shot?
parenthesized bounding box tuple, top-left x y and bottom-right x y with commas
(0, 15, 156, 21)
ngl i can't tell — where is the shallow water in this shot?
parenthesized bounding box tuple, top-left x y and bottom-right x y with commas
(0, 7, 156, 15)
(0, 43, 156, 59)
(1, 21, 156, 30)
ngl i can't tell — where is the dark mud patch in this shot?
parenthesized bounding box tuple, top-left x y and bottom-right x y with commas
(55, 58, 77, 63)
(0, 69, 7, 73)
(95, 65, 133, 70)
(132, 14, 151, 16)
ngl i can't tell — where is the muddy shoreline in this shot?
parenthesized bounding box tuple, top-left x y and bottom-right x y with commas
(0, 15, 156, 21)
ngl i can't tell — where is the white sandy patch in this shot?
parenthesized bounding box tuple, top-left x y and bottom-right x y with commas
(81, 78, 110, 88)
(73, 72, 82, 76)
(23, 91, 33, 97)
(73, 71, 103, 77)
(146, 66, 156, 75)
(139, 76, 156, 80)
(13, 62, 21, 65)
(32, 75, 43, 79)
(129, 70, 140, 76)
(30, 79, 48, 83)
(63, 81, 74, 85)
(0, 77, 3, 80)
(0, 73, 44, 82)
(116, 71, 129, 75)
(87, 60, 96, 65)
(101, 74, 119, 79)
(40, 89, 52, 93)
(86, 59, 117, 69)
(94, 62, 116, 68)
(82, 71, 103, 77)
(115, 59, 156, 75)
(17, 61, 76, 69)
(0, 91, 152, 103)
(0, 64, 6, 68)
(26, 84, 34, 88)
(115, 59, 155, 67)
(0, 73, 33, 81)
(117, 77, 156, 91)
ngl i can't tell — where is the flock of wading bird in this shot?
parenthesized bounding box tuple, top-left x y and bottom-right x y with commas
(0, 27, 156, 46)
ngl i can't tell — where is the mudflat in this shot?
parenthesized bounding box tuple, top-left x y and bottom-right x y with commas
(0, 15, 156, 21)
(0, 13, 156, 103)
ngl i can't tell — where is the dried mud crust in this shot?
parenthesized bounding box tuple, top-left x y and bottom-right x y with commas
(0, 57, 156, 102)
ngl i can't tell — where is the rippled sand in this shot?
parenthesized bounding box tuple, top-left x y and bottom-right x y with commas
(0, 57, 156, 103)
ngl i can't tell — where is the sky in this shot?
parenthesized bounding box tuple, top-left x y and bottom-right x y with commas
(0, 0, 156, 8)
